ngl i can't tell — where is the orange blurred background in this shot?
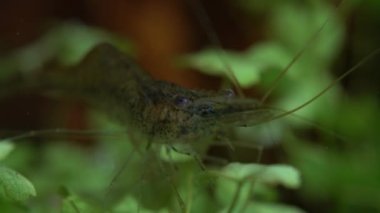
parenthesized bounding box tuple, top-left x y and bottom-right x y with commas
(0, 0, 260, 87)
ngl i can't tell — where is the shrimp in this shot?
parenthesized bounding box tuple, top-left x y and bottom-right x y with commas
(0, 0, 379, 212)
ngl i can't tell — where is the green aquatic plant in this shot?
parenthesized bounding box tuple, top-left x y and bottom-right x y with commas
(0, 0, 379, 212)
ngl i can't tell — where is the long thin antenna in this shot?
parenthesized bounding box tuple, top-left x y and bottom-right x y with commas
(260, 0, 345, 105)
(103, 148, 136, 207)
(185, 0, 245, 97)
(0, 128, 126, 142)
(262, 48, 380, 123)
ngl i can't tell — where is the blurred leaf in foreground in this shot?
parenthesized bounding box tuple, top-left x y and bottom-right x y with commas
(0, 166, 36, 202)
(215, 163, 301, 213)
(0, 141, 14, 161)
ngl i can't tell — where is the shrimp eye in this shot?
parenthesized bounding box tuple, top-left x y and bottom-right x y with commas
(174, 96, 190, 107)
(221, 89, 235, 98)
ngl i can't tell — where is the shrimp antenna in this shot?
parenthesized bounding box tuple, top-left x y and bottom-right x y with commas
(185, 0, 244, 98)
(264, 48, 380, 123)
(260, 0, 345, 105)
(0, 128, 126, 142)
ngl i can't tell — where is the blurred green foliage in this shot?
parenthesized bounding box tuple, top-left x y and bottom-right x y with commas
(0, 0, 379, 212)
(0, 143, 36, 202)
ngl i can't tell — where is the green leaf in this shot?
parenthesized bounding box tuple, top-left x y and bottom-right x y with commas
(181, 49, 262, 88)
(215, 163, 301, 212)
(0, 166, 36, 201)
(244, 201, 306, 213)
(60, 186, 101, 213)
(113, 195, 169, 213)
(61, 195, 96, 213)
(0, 141, 15, 161)
(159, 145, 194, 163)
(0, 22, 133, 78)
(221, 163, 301, 188)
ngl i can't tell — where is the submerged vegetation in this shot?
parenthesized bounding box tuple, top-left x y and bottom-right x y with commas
(0, 0, 379, 212)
